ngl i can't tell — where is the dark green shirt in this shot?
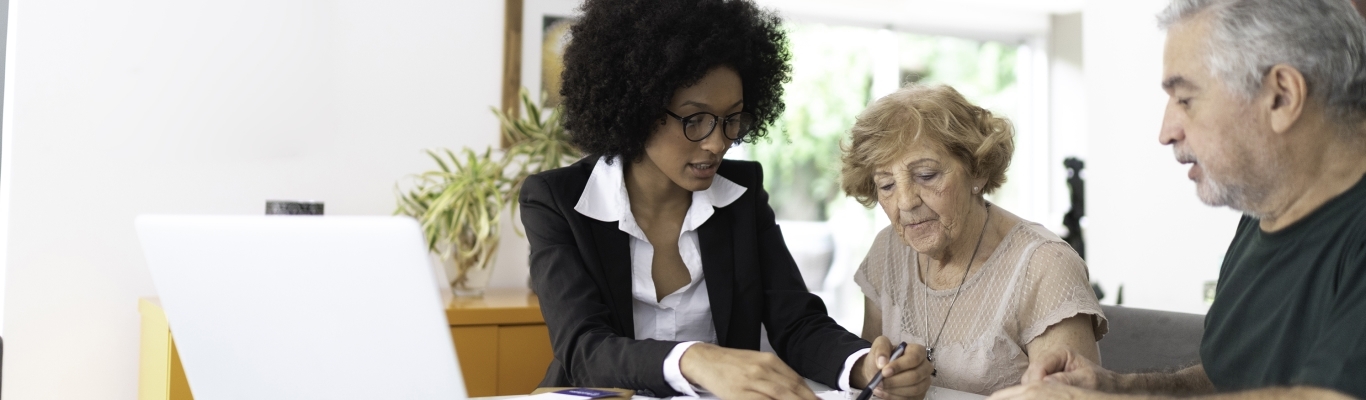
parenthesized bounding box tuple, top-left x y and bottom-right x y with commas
(1202, 174, 1366, 397)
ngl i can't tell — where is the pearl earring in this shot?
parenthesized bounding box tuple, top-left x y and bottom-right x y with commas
(973, 186, 980, 194)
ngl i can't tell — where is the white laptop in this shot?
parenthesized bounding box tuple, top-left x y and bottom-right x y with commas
(136, 215, 467, 400)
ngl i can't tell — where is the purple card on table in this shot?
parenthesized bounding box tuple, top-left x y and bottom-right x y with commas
(553, 388, 621, 398)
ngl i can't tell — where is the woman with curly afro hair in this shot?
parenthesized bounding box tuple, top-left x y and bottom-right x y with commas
(518, 0, 926, 398)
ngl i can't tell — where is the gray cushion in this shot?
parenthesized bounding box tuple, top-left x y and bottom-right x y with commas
(1098, 305, 1205, 373)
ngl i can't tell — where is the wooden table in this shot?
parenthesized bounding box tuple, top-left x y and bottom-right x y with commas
(137, 287, 554, 400)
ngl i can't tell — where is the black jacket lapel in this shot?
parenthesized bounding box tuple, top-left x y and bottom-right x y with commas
(698, 209, 734, 345)
(589, 219, 636, 337)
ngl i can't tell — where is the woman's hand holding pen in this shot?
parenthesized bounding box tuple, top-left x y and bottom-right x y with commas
(852, 336, 934, 400)
(680, 343, 820, 400)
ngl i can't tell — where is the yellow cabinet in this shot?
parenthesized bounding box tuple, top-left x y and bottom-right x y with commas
(138, 288, 553, 400)
(137, 299, 193, 400)
(445, 288, 555, 397)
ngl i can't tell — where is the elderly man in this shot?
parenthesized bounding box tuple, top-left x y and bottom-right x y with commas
(990, 0, 1366, 399)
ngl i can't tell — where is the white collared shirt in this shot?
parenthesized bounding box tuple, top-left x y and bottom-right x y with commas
(574, 156, 866, 395)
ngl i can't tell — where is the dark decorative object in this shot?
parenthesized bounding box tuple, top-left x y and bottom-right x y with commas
(1063, 157, 1105, 300)
(1063, 157, 1086, 259)
(266, 200, 324, 215)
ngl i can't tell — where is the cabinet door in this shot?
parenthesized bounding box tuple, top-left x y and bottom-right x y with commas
(496, 324, 554, 395)
(138, 300, 194, 400)
(450, 326, 499, 397)
(168, 340, 193, 400)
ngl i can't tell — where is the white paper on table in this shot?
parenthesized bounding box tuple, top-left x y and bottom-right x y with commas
(623, 379, 983, 400)
(843, 387, 985, 400)
(526, 393, 593, 400)
(925, 386, 986, 400)
(643, 391, 846, 400)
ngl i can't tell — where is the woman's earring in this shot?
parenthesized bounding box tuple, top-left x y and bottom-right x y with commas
(972, 186, 980, 194)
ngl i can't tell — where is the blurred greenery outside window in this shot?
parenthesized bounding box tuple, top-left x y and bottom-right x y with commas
(748, 23, 1020, 222)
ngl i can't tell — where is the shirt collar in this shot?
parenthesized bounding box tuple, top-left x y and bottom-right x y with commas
(575, 156, 747, 232)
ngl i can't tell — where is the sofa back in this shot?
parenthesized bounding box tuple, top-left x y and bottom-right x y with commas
(1098, 305, 1205, 373)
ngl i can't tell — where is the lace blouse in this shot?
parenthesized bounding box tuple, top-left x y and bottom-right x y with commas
(853, 221, 1108, 395)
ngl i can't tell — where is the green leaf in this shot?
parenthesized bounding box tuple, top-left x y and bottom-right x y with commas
(395, 86, 579, 276)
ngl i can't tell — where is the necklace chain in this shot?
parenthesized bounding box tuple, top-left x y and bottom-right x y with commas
(921, 203, 991, 376)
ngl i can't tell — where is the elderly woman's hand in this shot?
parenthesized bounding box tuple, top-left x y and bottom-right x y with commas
(852, 336, 933, 400)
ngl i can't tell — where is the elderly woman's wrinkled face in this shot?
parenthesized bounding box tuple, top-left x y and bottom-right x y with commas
(874, 138, 984, 259)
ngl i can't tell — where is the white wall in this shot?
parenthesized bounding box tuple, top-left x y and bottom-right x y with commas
(0, 1, 508, 398)
(1048, 12, 1085, 233)
(1082, 0, 1242, 314)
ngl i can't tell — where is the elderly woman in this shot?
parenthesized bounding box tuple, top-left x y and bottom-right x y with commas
(840, 84, 1108, 396)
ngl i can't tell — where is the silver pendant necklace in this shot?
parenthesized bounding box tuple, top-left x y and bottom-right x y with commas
(921, 203, 990, 377)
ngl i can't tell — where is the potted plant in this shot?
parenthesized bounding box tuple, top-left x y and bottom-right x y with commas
(396, 89, 580, 297)
(498, 88, 581, 208)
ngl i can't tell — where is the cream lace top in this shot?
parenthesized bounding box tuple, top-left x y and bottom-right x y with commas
(853, 221, 1108, 395)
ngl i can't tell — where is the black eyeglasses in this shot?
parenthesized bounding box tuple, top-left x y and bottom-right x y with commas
(663, 109, 756, 142)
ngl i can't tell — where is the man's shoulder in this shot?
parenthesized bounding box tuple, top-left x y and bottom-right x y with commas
(1298, 174, 1366, 252)
(1333, 172, 1366, 221)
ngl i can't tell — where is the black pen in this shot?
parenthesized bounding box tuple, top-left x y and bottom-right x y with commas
(855, 342, 908, 400)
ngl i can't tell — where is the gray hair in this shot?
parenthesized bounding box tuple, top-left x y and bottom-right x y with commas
(1158, 0, 1366, 126)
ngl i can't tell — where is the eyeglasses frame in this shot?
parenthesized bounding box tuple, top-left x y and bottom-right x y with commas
(662, 109, 756, 143)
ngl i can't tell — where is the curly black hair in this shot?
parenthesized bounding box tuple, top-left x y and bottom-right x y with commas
(560, 0, 791, 164)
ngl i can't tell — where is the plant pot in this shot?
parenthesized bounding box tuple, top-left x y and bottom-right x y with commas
(453, 252, 497, 296)
(442, 252, 497, 298)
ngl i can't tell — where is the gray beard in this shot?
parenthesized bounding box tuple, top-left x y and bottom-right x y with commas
(1196, 175, 1267, 219)
(1194, 143, 1283, 219)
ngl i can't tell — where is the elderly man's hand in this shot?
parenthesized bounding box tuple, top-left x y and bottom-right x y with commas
(852, 336, 933, 400)
(1021, 349, 1121, 392)
(987, 381, 1110, 400)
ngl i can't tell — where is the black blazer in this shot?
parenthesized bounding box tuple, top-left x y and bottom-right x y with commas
(519, 156, 869, 396)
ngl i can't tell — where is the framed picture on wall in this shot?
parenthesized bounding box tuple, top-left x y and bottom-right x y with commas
(518, 0, 580, 110)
